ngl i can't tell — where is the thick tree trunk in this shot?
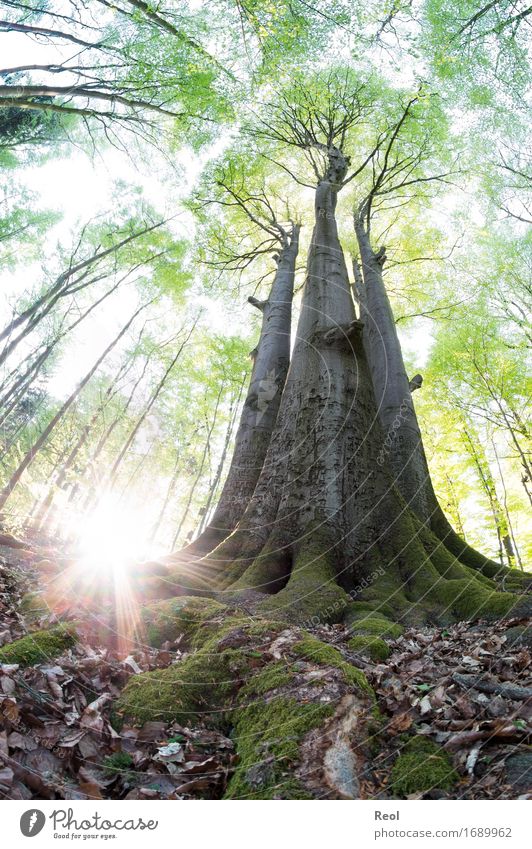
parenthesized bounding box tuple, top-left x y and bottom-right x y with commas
(170, 155, 411, 609)
(353, 219, 504, 579)
(157, 155, 532, 627)
(178, 226, 300, 557)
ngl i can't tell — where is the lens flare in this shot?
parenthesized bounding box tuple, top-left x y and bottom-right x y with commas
(75, 494, 154, 578)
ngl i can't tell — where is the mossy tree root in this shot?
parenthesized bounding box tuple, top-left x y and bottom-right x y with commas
(116, 603, 378, 799)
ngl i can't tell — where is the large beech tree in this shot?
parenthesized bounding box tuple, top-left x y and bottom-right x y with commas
(157, 72, 530, 626)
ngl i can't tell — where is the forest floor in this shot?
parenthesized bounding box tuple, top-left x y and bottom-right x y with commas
(0, 529, 531, 800)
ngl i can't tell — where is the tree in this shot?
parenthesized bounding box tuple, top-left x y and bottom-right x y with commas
(183, 162, 301, 555)
(160, 71, 530, 628)
(0, 0, 235, 151)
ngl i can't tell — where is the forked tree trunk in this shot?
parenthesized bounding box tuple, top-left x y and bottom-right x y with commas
(353, 218, 504, 579)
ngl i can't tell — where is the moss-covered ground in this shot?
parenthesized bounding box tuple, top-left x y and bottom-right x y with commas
(0, 624, 76, 666)
(389, 737, 459, 797)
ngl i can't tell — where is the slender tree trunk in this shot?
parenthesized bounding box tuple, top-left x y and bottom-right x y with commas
(33, 356, 134, 528)
(103, 320, 197, 492)
(171, 386, 224, 551)
(0, 301, 149, 513)
(182, 226, 300, 557)
(72, 351, 156, 514)
(491, 437, 523, 570)
(0, 277, 124, 427)
(461, 425, 515, 567)
(196, 373, 246, 536)
(149, 448, 182, 545)
(443, 471, 466, 538)
(0, 220, 163, 355)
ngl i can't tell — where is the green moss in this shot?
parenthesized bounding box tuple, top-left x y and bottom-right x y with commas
(389, 737, 458, 797)
(117, 644, 252, 726)
(119, 612, 296, 726)
(194, 617, 286, 653)
(293, 634, 373, 694)
(353, 568, 413, 620)
(0, 625, 76, 666)
(343, 601, 395, 625)
(142, 596, 226, 647)
(348, 635, 391, 662)
(502, 571, 532, 594)
(239, 662, 294, 698)
(348, 617, 404, 638)
(103, 752, 134, 776)
(258, 541, 350, 625)
(429, 578, 522, 621)
(225, 697, 334, 799)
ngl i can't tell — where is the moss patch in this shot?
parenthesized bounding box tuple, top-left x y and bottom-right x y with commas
(225, 698, 334, 799)
(348, 635, 391, 662)
(344, 601, 395, 625)
(258, 548, 350, 625)
(117, 644, 252, 726)
(103, 752, 133, 776)
(0, 625, 76, 666)
(142, 596, 225, 648)
(348, 617, 404, 639)
(428, 578, 523, 621)
(389, 737, 458, 797)
(293, 634, 373, 694)
(239, 661, 295, 698)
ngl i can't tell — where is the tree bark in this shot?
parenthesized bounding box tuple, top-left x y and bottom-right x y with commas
(353, 218, 505, 579)
(181, 225, 300, 557)
(159, 148, 532, 627)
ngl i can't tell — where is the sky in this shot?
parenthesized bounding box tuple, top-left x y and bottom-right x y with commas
(0, 21, 440, 402)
